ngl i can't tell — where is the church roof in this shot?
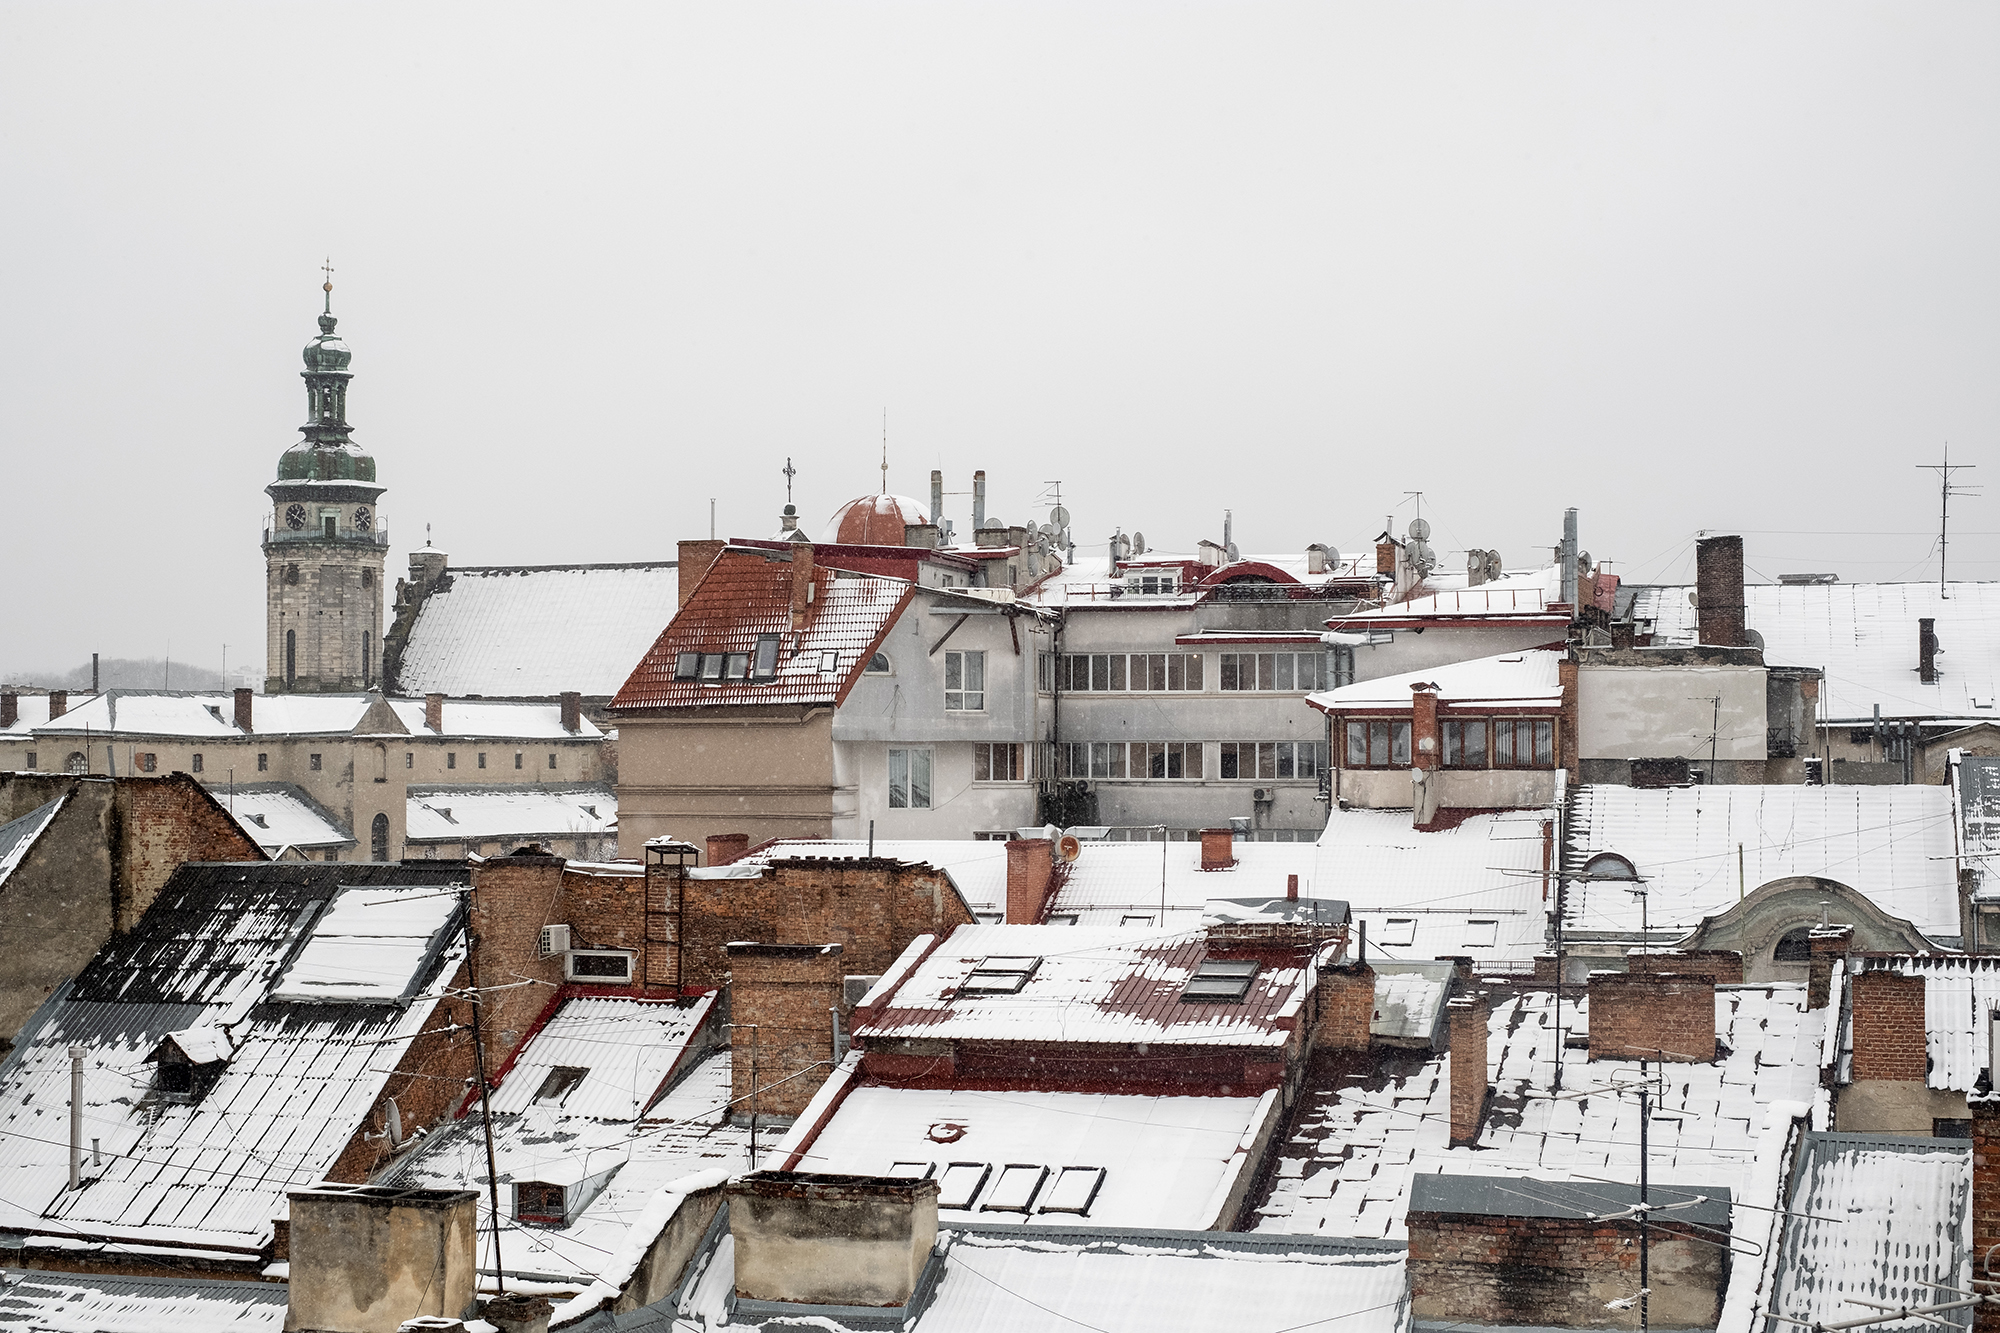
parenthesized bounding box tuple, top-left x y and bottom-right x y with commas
(821, 493, 928, 545)
(394, 562, 683, 698)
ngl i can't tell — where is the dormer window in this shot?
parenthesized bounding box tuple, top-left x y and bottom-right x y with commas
(1181, 958, 1259, 1003)
(960, 956, 1040, 995)
(516, 1181, 567, 1226)
(532, 1066, 589, 1107)
(144, 1028, 235, 1104)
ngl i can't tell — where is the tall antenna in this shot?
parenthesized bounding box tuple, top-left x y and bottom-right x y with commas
(881, 409, 889, 492)
(1918, 446, 1979, 597)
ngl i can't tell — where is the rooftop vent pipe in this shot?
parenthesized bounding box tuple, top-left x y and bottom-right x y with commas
(930, 470, 944, 534)
(972, 471, 986, 531)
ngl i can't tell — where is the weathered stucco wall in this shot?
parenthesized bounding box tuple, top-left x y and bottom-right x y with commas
(615, 709, 837, 857)
(285, 1186, 479, 1333)
(728, 1172, 939, 1308)
(1578, 663, 1768, 762)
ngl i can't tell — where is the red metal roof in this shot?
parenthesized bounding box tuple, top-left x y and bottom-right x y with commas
(609, 547, 914, 710)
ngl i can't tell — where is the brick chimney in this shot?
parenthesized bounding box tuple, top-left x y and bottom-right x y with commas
(559, 690, 582, 734)
(424, 693, 445, 732)
(47, 691, 67, 720)
(1807, 923, 1853, 1009)
(234, 687, 254, 731)
(1850, 968, 1927, 1082)
(707, 833, 750, 867)
(725, 942, 844, 1117)
(1695, 535, 1747, 648)
(1448, 993, 1490, 1144)
(0, 693, 15, 730)
(1287, 873, 1299, 902)
(677, 539, 726, 609)
(1920, 618, 1939, 685)
(1411, 685, 1440, 770)
(1201, 827, 1236, 871)
(1316, 957, 1375, 1052)
(1587, 972, 1717, 1062)
(1005, 838, 1054, 924)
(790, 543, 816, 630)
(1558, 659, 1580, 784)
(1627, 949, 1743, 984)
(1376, 539, 1397, 576)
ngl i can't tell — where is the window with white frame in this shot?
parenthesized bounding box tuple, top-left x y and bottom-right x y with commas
(1219, 741, 1327, 780)
(1054, 741, 1201, 780)
(1131, 741, 1203, 779)
(944, 650, 985, 711)
(1124, 572, 1179, 595)
(1036, 652, 1055, 693)
(889, 748, 933, 808)
(1218, 651, 1326, 692)
(1057, 653, 1203, 692)
(974, 743, 1025, 782)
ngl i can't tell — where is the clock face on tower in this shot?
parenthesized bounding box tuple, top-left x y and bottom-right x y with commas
(353, 506, 372, 532)
(284, 503, 307, 531)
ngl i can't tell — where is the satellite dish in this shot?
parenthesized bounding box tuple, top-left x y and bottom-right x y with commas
(1057, 834, 1082, 863)
(1049, 505, 1070, 529)
(1467, 551, 1484, 575)
(1225, 543, 1240, 564)
(1408, 539, 1434, 568)
(1577, 550, 1593, 576)
(1408, 517, 1431, 542)
(1484, 551, 1503, 579)
(1747, 629, 1766, 650)
(1132, 532, 1146, 554)
(1324, 546, 1340, 572)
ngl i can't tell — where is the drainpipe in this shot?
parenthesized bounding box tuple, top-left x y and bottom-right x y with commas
(69, 1046, 85, 1189)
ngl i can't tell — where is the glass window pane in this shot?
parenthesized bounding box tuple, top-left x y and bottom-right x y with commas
(945, 654, 963, 690)
(1346, 724, 1366, 767)
(1258, 654, 1276, 690)
(754, 636, 780, 676)
(1275, 654, 1294, 691)
(674, 651, 700, 680)
(975, 745, 991, 783)
(910, 750, 932, 808)
(1222, 743, 1241, 779)
(1220, 655, 1239, 691)
(1109, 655, 1126, 691)
(965, 652, 985, 691)
(1369, 721, 1390, 767)
(1495, 719, 1514, 767)
(1277, 743, 1295, 779)
(1168, 654, 1185, 691)
(1166, 745, 1183, 779)
(1391, 722, 1411, 766)
(1186, 654, 1203, 690)
(1534, 720, 1553, 767)
(1258, 742, 1277, 779)
(889, 750, 908, 807)
(725, 654, 749, 679)
(1443, 721, 1461, 767)
(1185, 743, 1203, 778)
(1088, 655, 1106, 691)
(1466, 720, 1488, 767)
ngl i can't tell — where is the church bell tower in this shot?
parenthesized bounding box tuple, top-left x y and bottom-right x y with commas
(263, 270, 387, 694)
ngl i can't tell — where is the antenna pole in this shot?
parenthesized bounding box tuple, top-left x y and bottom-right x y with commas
(464, 901, 507, 1293)
(1918, 447, 1979, 597)
(1640, 1060, 1651, 1333)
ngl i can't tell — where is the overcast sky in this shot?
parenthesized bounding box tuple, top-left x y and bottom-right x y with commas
(3, 3, 1996, 682)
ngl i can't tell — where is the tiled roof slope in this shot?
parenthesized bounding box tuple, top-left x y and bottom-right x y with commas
(395, 562, 683, 698)
(612, 548, 914, 711)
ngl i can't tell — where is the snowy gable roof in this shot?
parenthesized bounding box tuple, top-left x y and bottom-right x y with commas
(1253, 985, 1820, 1242)
(405, 783, 614, 843)
(1629, 581, 2000, 722)
(1564, 783, 1959, 939)
(612, 548, 915, 711)
(0, 863, 470, 1253)
(30, 691, 371, 739)
(396, 561, 682, 699)
(221, 783, 353, 853)
(487, 994, 715, 1118)
(795, 1084, 1278, 1231)
(855, 923, 1311, 1048)
(0, 692, 100, 738)
(382, 697, 603, 739)
(0, 794, 64, 888)
(1306, 647, 1566, 714)
(1330, 566, 1567, 627)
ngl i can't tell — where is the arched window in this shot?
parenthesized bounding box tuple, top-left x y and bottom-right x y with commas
(1774, 927, 1815, 963)
(865, 653, 892, 675)
(371, 813, 390, 862)
(64, 752, 86, 774)
(1583, 852, 1639, 881)
(286, 630, 297, 685)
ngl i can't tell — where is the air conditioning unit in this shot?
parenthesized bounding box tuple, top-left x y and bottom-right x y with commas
(538, 925, 571, 958)
(1253, 788, 1272, 803)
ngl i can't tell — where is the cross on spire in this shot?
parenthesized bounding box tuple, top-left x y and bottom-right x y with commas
(321, 257, 335, 313)
(782, 457, 796, 505)
(880, 408, 889, 492)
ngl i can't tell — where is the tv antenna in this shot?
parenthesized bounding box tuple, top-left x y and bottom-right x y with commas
(1918, 446, 1978, 597)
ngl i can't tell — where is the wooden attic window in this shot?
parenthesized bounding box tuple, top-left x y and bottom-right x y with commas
(515, 1181, 567, 1226)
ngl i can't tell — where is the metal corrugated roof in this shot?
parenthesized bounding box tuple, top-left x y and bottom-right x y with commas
(0, 1268, 287, 1331)
(487, 995, 714, 1118)
(0, 795, 64, 887)
(1409, 1173, 1733, 1225)
(611, 549, 914, 711)
(856, 924, 1309, 1048)
(1767, 1132, 1971, 1333)
(396, 562, 683, 698)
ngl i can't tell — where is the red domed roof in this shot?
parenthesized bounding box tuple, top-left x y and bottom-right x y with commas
(821, 494, 929, 545)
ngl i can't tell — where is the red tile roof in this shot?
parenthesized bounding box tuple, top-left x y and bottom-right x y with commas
(609, 546, 914, 710)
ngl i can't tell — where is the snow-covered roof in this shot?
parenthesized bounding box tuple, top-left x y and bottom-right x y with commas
(18, 691, 601, 741)
(0, 795, 63, 888)
(0, 692, 100, 739)
(1850, 956, 2000, 1092)
(907, 1225, 1410, 1333)
(268, 885, 462, 1004)
(405, 784, 615, 843)
(395, 561, 682, 699)
(1024, 550, 1375, 610)
(1049, 840, 1319, 927)
(383, 698, 604, 739)
(1563, 783, 1960, 940)
(1306, 646, 1566, 714)
(1253, 985, 1821, 1241)
(0, 1269, 287, 1333)
(0, 863, 470, 1254)
(218, 784, 352, 853)
(487, 995, 714, 1118)
(1629, 581, 2000, 722)
(382, 1047, 748, 1289)
(855, 924, 1313, 1049)
(792, 1084, 1277, 1231)
(1767, 1132, 1969, 1333)
(1329, 566, 1566, 626)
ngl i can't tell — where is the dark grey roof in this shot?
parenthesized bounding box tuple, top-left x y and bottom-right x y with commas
(1409, 1173, 1733, 1228)
(0, 1266, 287, 1330)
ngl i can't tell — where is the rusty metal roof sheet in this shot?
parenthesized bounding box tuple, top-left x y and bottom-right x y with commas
(610, 548, 914, 711)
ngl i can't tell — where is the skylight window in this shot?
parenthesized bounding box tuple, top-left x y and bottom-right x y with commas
(1380, 918, 1417, 947)
(981, 1164, 1049, 1213)
(886, 1161, 936, 1180)
(753, 635, 781, 678)
(674, 652, 700, 681)
(532, 1066, 588, 1107)
(937, 1162, 991, 1209)
(1181, 957, 1260, 1003)
(700, 654, 725, 681)
(960, 956, 1040, 995)
(724, 653, 750, 680)
(1038, 1166, 1107, 1216)
(1465, 919, 1499, 947)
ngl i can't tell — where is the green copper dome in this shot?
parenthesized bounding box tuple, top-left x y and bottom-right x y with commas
(279, 289, 375, 479)
(302, 312, 351, 374)
(276, 441, 376, 482)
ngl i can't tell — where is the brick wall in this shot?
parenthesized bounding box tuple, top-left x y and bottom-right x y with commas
(1409, 1212, 1724, 1328)
(1315, 963, 1375, 1052)
(1005, 839, 1053, 924)
(116, 776, 266, 932)
(1973, 1100, 2000, 1333)
(1587, 972, 1715, 1062)
(1626, 950, 1743, 985)
(327, 958, 481, 1182)
(1850, 969, 1928, 1082)
(1411, 687, 1440, 772)
(1448, 994, 1489, 1143)
(469, 854, 571, 1059)
(678, 858, 973, 993)
(727, 943, 844, 1118)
